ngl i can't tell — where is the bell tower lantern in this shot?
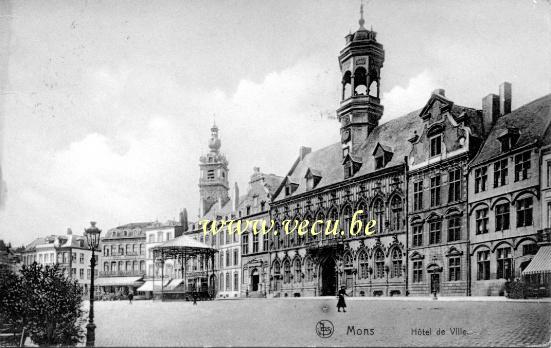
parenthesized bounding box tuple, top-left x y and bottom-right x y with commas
(338, 4, 385, 178)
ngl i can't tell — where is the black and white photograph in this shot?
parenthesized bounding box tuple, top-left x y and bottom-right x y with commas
(0, 0, 550, 346)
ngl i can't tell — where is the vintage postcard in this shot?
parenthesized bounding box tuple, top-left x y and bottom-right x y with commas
(0, 0, 550, 347)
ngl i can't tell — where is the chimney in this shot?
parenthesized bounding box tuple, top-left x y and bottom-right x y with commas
(66, 228, 72, 235)
(499, 82, 512, 116)
(432, 88, 445, 97)
(482, 93, 500, 135)
(299, 146, 312, 160)
(233, 182, 240, 212)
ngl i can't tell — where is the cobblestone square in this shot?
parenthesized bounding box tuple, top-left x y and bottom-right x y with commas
(91, 298, 551, 347)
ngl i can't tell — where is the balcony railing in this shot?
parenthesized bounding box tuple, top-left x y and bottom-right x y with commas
(99, 270, 145, 277)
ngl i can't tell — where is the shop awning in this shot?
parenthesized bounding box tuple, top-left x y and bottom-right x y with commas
(95, 276, 144, 287)
(522, 245, 551, 275)
(136, 279, 170, 292)
(165, 279, 185, 290)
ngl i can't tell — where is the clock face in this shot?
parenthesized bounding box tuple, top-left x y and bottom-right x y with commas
(341, 129, 351, 143)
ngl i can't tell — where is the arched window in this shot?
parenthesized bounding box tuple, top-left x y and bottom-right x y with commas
(344, 253, 353, 268)
(293, 258, 301, 283)
(103, 262, 109, 272)
(273, 260, 281, 276)
(358, 251, 369, 279)
(126, 261, 131, 271)
(354, 67, 367, 95)
(305, 258, 314, 282)
(374, 249, 384, 278)
(342, 205, 353, 238)
(314, 212, 324, 240)
(283, 260, 291, 284)
(391, 248, 402, 277)
(133, 261, 138, 271)
(326, 209, 339, 240)
(373, 199, 385, 234)
(342, 71, 352, 100)
(302, 215, 312, 244)
(274, 221, 282, 249)
(368, 80, 378, 98)
(356, 201, 369, 230)
(390, 196, 403, 231)
(140, 260, 145, 272)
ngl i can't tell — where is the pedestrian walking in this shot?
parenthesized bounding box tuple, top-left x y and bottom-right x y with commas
(337, 286, 348, 312)
(128, 292, 134, 304)
(192, 292, 198, 306)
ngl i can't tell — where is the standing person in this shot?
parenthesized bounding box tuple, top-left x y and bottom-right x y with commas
(337, 286, 348, 312)
(128, 291, 134, 304)
(192, 292, 198, 306)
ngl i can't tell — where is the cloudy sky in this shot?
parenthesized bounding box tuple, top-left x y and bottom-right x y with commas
(0, 0, 550, 246)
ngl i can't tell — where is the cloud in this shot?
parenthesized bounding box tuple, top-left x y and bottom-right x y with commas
(1, 58, 442, 245)
(381, 70, 437, 120)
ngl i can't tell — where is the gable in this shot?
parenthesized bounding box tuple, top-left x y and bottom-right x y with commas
(419, 93, 454, 122)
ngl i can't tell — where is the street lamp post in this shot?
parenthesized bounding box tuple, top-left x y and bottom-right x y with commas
(84, 221, 102, 347)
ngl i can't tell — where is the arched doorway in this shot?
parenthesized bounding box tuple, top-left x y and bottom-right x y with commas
(320, 258, 337, 296)
(251, 268, 260, 292)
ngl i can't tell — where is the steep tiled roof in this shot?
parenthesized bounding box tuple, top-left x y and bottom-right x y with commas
(273, 142, 343, 200)
(262, 174, 285, 195)
(451, 105, 485, 138)
(115, 222, 155, 229)
(471, 94, 551, 166)
(356, 109, 424, 175)
(202, 198, 233, 220)
(273, 109, 426, 201)
(25, 237, 48, 251)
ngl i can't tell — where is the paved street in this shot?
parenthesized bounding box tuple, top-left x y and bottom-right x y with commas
(90, 298, 550, 347)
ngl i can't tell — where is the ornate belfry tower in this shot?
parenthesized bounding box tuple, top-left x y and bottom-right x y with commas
(198, 122, 230, 216)
(338, 4, 385, 178)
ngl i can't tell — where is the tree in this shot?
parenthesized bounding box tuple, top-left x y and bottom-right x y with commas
(0, 263, 86, 346)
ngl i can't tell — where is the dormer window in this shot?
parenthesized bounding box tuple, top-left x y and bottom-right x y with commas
(375, 156, 384, 169)
(345, 162, 354, 178)
(342, 147, 349, 158)
(430, 135, 442, 157)
(283, 176, 299, 197)
(304, 168, 322, 191)
(372, 143, 393, 170)
(497, 127, 519, 152)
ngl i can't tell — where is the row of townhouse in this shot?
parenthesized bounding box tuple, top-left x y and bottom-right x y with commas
(240, 16, 551, 298)
(174, 13, 551, 299)
(14, 13, 551, 300)
(20, 230, 96, 293)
